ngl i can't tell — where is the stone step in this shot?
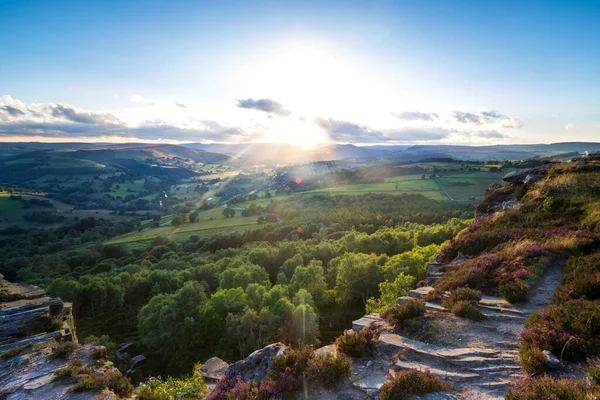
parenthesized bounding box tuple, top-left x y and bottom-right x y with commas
(408, 287, 435, 299)
(451, 355, 519, 369)
(352, 313, 385, 331)
(392, 360, 480, 383)
(476, 302, 530, 317)
(479, 309, 527, 323)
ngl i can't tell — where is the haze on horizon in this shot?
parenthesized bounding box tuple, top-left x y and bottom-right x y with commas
(0, 0, 598, 148)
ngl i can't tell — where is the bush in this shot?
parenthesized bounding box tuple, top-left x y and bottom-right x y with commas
(434, 267, 485, 292)
(441, 287, 481, 309)
(335, 327, 377, 357)
(136, 363, 207, 400)
(74, 371, 133, 397)
(306, 352, 352, 388)
(84, 334, 116, 357)
(52, 341, 78, 358)
(91, 346, 107, 361)
(423, 288, 443, 303)
(0, 344, 28, 359)
(500, 280, 529, 304)
(451, 301, 486, 321)
(208, 346, 352, 398)
(588, 357, 600, 386)
(53, 360, 84, 381)
(519, 345, 547, 375)
(378, 370, 451, 400)
(505, 375, 596, 400)
(520, 300, 600, 360)
(108, 372, 134, 398)
(381, 299, 425, 327)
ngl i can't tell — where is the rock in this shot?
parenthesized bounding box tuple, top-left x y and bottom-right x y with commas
(130, 354, 146, 368)
(524, 174, 542, 184)
(115, 343, 133, 373)
(542, 350, 561, 370)
(200, 357, 229, 381)
(115, 342, 146, 383)
(225, 342, 287, 383)
(502, 199, 519, 210)
(502, 165, 552, 183)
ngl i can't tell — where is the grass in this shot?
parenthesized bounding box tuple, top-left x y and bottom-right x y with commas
(109, 179, 147, 197)
(304, 180, 447, 200)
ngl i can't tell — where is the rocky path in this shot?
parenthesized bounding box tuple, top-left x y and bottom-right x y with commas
(349, 260, 564, 399)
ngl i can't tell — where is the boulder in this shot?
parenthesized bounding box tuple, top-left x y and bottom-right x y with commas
(502, 164, 552, 183)
(542, 350, 561, 370)
(200, 357, 229, 381)
(225, 342, 287, 383)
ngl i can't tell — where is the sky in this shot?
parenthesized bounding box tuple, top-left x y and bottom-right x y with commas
(0, 0, 599, 147)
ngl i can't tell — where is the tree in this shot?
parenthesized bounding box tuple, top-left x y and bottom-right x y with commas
(332, 253, 383, 306)
(222, 208, 235, 218)
(138, 282, 207, 371)
(171, 214, 187, 226)
(290, 260, 327, 302)
(365, 272, 415, 313)
(188, 211, 199, 223)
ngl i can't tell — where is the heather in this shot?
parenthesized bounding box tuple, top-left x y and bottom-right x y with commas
(335, 326, 378, 357)
(381, 299, 425, 328)
(431, 158, 600, 378)
(505, 375, 598, 400)
(378, 370, 451, 400)
(207, 346, 352, 398)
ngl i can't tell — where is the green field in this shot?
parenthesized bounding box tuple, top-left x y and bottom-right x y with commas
(109, 179, 148, 197)
(106, 207, 260, 249)
(304, 179, 447, 200)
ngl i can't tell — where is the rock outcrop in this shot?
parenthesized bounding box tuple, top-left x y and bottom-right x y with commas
(115, 342, 146, 383)
(0, 276, 126, 399)
(502, 164, 553, 183)
(224, 342, 286, 383)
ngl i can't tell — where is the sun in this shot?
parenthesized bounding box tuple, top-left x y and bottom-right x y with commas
(266, 116, 328, 149)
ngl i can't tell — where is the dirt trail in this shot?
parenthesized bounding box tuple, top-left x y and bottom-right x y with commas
(350, 261, 565, 399)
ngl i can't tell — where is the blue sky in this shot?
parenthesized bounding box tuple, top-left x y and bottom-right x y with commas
(0, 0, 598, 145)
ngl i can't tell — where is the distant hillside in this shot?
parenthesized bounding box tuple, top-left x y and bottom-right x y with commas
(385, 142, 600, 162)
(183, 142, 388, 163)
(0, 143, 236, 184)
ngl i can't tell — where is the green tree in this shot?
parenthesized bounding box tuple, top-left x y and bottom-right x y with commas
(365, 272, 416, 313)
(188, 211, 199, 223)
(333, 253, 383, 306)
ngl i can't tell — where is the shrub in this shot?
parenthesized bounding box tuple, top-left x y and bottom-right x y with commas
(423, 288, 443, 303)
(108, 372, 134, 398)
(52, 341, 78, 358)
(588, 357, 600, 386)
(520, 300, 600, 360)
(74, 374, 109, 392)
(505, 375, 596, 400)
(91, 346, 107, 361)
(48, 318, 63, 332)
(451, 301, 486, 321)
(434, 266, 485, 292)
(84, 334, 117, 357)
(519, 345, 547, 375)
(500, 280, 529, 303)
(306, 352, 352, 388)
(74, 371, 133, 397)
(0, 344, 28, 359)
(136, 363, 207, 400)
(441, 287, 481, 309)
(208, 346, 352, 398)
(381, 299, 425, 327)
(335, 327, 377, 357)
(53, 360, 84, 381)
(378, 370, 451, 400)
